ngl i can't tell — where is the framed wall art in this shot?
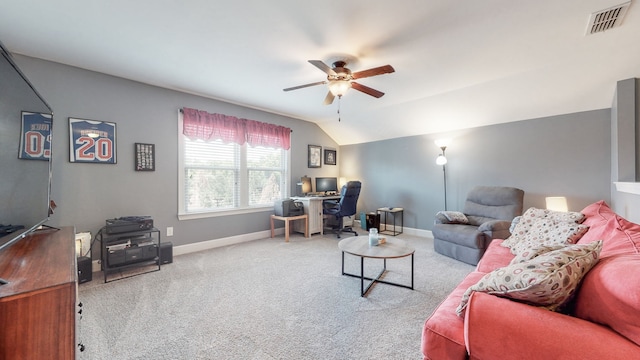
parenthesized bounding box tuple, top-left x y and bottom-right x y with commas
(135, 143, 155, 171)
(19, 111, 52, 160)
(324, 149, 336, 165)
(308, 145, 321, 168)
(69, 117, 117, 164)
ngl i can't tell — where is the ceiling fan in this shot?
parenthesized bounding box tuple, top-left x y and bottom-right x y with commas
(283, 60, 395, 105)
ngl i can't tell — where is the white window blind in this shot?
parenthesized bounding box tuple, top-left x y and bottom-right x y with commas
(179, 123, 289, 217)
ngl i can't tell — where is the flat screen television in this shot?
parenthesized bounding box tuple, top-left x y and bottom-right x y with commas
(0, 40, 54, 254)
(315, 177, 338, 194)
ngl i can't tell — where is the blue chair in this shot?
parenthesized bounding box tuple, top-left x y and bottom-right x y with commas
(323, 181, 362, 238)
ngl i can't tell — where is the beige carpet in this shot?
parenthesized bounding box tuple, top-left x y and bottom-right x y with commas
(78, 231, 473, 360)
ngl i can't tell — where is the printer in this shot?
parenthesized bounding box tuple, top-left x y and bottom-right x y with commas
(274, 199, 304, 217)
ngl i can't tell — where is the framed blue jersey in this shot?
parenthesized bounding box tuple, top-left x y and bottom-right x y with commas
(69, 117, 117, 164)
(19, 111, 52, 161)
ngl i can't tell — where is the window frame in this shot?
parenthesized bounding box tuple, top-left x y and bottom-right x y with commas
(177, 113, 290, 220)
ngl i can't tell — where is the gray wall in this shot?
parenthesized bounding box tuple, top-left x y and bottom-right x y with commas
(15, 55, 339, 252)
(14, 54, 636, 251)
(341, 109, 612, 230)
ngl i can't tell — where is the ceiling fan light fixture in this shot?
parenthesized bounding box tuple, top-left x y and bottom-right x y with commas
(328, 80, 351, 97)
(284, 59, 395, 105)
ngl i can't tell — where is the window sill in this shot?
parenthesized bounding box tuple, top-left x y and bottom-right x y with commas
(178, 206, 272, 221)
(614, 182, 640, 195)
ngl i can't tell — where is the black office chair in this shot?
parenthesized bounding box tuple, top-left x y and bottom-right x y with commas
(323, 181, 361, 238)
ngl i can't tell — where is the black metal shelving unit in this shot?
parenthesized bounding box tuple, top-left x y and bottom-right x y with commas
(99, 227, 161, 283)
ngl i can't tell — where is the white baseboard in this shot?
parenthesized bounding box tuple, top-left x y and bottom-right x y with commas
(90, 226, 432, 273)
(354, 220, 432, 238)
(169, 225, 432, 257)
(173, 229, 275, 256)
(90, 229, 279, 273)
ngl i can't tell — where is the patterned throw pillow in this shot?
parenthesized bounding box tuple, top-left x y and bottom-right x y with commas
(509, 218, 589, 256)
(456, 240, 602, 317)
(502, 207, 586, 249)
(510, 244, 566, 264)
(435, 211, 469, 224)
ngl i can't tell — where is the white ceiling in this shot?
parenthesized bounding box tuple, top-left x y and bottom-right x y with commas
(1, 0, 639, 145)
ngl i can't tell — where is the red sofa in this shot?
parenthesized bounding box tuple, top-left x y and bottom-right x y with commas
(421, 200, 640, 360)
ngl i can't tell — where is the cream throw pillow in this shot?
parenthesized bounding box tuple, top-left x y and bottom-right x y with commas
(502, 207, 586, 249)
(456, 240, 602, 317)
(509, 218, 589, 256)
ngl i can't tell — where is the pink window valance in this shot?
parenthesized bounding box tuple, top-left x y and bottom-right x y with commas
(182, 107, 291, 150)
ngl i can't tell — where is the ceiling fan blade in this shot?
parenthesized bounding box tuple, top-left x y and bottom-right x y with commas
(351, 65, 395, 80)
(283, 81, 327, 92)
(323, 91, 335, 105)
(351, 82, 385, 98)
(309, 60, 337, 76)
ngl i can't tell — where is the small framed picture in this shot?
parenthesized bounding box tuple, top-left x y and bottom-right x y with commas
(324, 149, 336, 165)
(308, 145, 321, 168)
(135, 143, 155, 171)
(69, 117, 117, 164)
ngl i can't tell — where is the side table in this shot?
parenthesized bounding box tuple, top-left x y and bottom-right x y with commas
(270, 214, 309, 242)
(377, 207, 404, 236)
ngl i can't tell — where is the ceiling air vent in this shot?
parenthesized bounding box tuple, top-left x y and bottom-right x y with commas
(586, 1, 631, 35)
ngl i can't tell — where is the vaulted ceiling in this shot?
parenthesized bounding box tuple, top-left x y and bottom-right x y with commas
(1, 1, 639, 145)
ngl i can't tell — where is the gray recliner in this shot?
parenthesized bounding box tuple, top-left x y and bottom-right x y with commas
(432, 186, 524, 265)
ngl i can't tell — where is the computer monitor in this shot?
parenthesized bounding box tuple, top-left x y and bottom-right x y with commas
(315, 177, 338, 194)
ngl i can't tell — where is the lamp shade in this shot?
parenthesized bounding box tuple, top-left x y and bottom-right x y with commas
(328, 80, 351, 96)
(436, 154, 447, 165)
(300, 176, 312, 194)
(546, 196, 568, 212)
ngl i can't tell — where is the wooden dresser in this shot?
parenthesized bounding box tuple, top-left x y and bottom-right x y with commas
(0, 226, 77, 359)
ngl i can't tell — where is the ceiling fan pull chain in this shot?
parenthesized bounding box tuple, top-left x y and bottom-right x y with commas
(338, 95, 341, 122)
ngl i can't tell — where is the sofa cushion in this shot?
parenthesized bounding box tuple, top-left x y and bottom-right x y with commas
(422, 271, 486, 360)
(573, 254, 640, 347)
(578, 201, 622, 251)
(509, 218, 589, 255)
(476, 239, 513, 273)
(456, 240, 602, 316)
(464, 291, 640, 360)
(580, 200, 617, 226)
(573, 204, 640, 347)
(502, 207, 585, 249)
(578, 213, 640, 259)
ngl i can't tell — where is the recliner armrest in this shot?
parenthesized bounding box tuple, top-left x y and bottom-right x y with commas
(478, 220, 511, 239)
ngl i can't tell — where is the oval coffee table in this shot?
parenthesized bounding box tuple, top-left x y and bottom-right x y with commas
(338, 236, 415, 297)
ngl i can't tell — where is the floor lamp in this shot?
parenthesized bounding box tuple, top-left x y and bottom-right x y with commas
(435, 139, 450, 211)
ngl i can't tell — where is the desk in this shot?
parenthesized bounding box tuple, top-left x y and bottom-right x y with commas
(270, 214, 308, 242)
(291, 196, 341, 235)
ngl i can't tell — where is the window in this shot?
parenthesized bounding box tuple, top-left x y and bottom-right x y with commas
(178, 110, 290, 218)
